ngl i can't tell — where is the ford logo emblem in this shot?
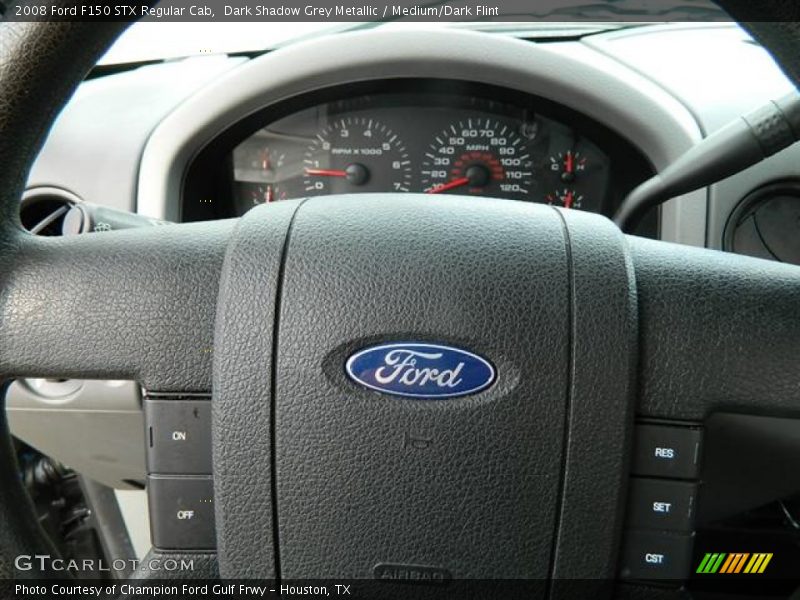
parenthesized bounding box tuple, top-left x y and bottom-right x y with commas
(345, 342, 496, 399)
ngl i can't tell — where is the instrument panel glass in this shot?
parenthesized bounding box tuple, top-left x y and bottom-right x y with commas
(231, 92, 615, 215)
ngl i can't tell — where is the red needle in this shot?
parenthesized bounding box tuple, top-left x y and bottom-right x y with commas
(266, 185, 274, 203)
(426, 177, 470, 194)
(565, 152, 574, 174)
(305, 168, 347, 178)
(564, 190, 574, 209)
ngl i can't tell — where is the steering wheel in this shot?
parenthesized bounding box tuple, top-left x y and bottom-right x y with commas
(1, 4, 800, 595)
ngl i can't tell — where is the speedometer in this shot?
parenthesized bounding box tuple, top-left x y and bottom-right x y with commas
(302, 117, 412, 196)
(421, 119, 533, 200)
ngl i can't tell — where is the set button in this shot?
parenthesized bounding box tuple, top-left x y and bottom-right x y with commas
(627, 478, 697, 532)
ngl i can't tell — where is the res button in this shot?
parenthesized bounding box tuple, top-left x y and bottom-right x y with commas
(632, 424, 702, 480)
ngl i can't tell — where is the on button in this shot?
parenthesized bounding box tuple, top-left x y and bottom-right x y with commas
(145, 399, 212, 475)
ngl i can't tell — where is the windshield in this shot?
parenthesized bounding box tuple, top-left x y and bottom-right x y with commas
(98, 0, 729, 65)
(98, 22, 634, 65)
(99, 23, 343, 65)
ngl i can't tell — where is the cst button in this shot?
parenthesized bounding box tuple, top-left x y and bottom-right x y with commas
(620, 531, 694, 581)
(632, 424, 702, 479)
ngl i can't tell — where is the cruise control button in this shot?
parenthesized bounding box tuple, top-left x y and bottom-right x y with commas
(148, 475, 215, 550)
(620, 531, 694, 581)
(627, 478, 697, 531)
(146, 399, 212, 474)
(632, 424, 702, 479)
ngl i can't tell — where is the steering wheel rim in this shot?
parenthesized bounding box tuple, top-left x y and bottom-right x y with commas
(1, 6, 800, 594)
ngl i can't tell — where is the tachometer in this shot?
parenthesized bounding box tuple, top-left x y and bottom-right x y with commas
(421, 119, 533, 200)
(302, 117, 412, 195)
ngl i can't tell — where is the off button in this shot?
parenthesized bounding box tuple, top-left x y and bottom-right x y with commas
(148, 475, 215, 550)
(632, 424, 702, 480)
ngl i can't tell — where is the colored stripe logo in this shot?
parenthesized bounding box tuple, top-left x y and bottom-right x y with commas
(696, 553, 773, 574)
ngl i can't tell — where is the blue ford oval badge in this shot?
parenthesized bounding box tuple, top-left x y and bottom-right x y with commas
(345, 342, 496, 399)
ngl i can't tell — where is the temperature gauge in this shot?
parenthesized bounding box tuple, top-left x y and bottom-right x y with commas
(549, 151, 587, 183)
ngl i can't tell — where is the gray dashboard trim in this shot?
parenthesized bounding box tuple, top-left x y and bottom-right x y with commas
(137, 28, 704, 245)
(7, 380, 144, 489)
(585, 22, 798, 251)
(25, 55, 246, 215)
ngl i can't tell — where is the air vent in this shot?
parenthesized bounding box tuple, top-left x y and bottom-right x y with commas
(19, 187, 82, 236)
(724, 182, 800, 266)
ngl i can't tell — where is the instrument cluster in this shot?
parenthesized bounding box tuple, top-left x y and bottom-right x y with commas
(229, 91, 616, 216)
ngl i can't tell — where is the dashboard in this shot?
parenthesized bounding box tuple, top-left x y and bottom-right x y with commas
(13, 24, 799, 498)
(182, 81, 654, 229)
